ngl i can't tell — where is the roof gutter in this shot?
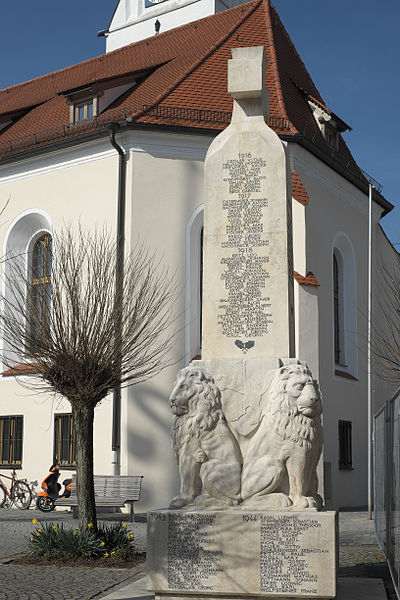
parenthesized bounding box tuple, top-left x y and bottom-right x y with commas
(107, 122, 127, 477)
(280, 133, 393, 217)
(0, 120, 392, 217)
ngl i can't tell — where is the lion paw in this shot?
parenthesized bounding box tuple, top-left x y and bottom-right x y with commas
(291, 495, 318, 509)
(169, 495, 194, 509)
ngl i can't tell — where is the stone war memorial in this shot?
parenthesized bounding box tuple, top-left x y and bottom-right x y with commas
(147, 47, 337, 600)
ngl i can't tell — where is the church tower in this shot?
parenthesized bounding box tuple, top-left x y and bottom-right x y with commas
(104, 0, 247, 50)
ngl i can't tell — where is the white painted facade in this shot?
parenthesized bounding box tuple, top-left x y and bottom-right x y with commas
(0, 127, 392, 511)
(0, 0, 395, 514)
(106, 0, 246, 49)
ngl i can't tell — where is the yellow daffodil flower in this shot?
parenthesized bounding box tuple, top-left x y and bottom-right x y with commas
(73, 530, 78, 536)
(104, 553, 109, 557)
(87, 523, 93, 528)
(100, 541, 105, 547)
(32, 518, 38, 525)
(52, 525, 58, 531)
(111, 551, 116, 556)
(122, 523, 127, 528)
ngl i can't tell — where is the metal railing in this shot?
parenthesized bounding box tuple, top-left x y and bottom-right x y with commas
(0, 106, 131, 157)
(374, 387, 400, 598)
(142, 104, 291, 131)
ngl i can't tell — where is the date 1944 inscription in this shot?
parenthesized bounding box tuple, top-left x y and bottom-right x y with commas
(218, 153, 272, 341)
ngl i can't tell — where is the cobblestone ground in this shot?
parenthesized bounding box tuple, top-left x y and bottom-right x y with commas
(338, 512, 396, 600)
(0, 509, 395, 599)
(0, 507, 146, 599)
(0, 565, 139, 600)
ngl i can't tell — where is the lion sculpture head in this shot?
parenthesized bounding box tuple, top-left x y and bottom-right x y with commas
(263, 364, 322, 450)
(170, 367, 223, 454)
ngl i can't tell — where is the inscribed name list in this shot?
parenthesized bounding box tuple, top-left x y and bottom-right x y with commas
(202, 137, 292, 360)
(146, 510, 337, 598)
(219, 153, 271, 340)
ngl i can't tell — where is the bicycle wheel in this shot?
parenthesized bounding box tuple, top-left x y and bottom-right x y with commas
(0, 483, 7, 508)
(11, 480, 32, 510)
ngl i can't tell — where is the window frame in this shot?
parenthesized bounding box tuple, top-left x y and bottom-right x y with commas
(184, 205, 204, 364)
(333, 250, 345, 366)
(28, 232, 52, 349)
(332, 233, 358, 379)
(0, 415, 23, 469)
(338, 419, 353, 470)
(53, 413, 76, 469)
(74, 99, 95, 122)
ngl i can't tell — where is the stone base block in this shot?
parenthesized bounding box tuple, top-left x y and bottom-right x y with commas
(147, 509, 338, 599)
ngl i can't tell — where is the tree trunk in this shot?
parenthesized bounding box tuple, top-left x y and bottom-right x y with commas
(72, 402, 97, 531)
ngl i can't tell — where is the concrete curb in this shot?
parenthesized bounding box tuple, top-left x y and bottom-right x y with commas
(98, 576, 388, 600)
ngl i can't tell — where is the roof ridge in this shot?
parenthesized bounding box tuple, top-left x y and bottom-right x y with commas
(0, 1, 258, 98)
(130, 0, 263, 121)
(263, 0, 297, 133)
(269, 1, 324, 104)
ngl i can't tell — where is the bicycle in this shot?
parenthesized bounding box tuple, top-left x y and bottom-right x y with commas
(0, 470, 32, 510)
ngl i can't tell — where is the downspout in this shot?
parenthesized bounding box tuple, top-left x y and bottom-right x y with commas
(107, 123, 127, 476)
(368, 183, 373, 519)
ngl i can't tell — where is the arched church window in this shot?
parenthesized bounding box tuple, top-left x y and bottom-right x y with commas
(199, 226, 204, 348)
(2, 210, 53, 369)
(30, 233, 52, 342)
(333, 252, 342, 365)
(184, 205, 204, 364)
(332, 233, 358, 378)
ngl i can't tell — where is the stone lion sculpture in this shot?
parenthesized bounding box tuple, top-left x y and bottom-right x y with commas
(241, 364, 322, 509)
(169, 366, 242, 509)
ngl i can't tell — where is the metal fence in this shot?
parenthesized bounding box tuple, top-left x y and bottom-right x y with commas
(374, 387, 400, 598)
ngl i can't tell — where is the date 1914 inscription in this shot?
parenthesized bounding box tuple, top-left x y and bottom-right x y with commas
(218, 153, 272, 340)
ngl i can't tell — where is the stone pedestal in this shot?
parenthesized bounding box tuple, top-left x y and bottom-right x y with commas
(147, 509, 338, 599)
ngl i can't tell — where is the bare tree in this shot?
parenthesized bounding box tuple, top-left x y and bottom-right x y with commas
(371, 256, 400, 387)
(0, 227, 176, 529)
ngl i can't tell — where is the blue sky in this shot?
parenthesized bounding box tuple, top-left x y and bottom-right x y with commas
(1, 0, 399, 243)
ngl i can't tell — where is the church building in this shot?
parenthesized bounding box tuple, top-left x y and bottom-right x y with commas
(0, 0, 395, 511)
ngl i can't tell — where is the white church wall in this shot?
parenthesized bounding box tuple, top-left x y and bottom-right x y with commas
(107, 0, 216, 50)
(124, 147, 207, 511)
(106, 0, 248, 50)
(290, 142, 376, 508)
(0, 124, 391, 512)
(0, 145, 120, 495)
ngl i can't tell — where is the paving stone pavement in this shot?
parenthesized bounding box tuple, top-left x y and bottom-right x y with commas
(0, 564, 139, 600)
(0, 508, 394, 599)
(0, 507, 146, 600)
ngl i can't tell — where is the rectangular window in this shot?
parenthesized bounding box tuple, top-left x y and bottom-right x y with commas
(338, 420, 352, 470)
(0, 416, 23, 468)
(74, 100, 94, 123)
(54, 414, 76, 467)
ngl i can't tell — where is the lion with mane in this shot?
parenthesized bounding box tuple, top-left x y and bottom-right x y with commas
(241, 364, 322, 509)
(169, 366, 242, 509)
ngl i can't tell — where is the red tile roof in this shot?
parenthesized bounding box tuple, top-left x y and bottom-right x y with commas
(1, 363, 40, 377)
(291, 170, 309, 206)
(0, 0, 390, 211)
(294, 271, 320, 287)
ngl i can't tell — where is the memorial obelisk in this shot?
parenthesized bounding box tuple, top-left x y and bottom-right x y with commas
(147, 47, 337, 600)
(202, 46, 294, 361)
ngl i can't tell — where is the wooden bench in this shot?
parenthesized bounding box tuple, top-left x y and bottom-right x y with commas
(61, 475, 143, 522)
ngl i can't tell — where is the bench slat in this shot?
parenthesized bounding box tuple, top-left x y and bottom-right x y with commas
(61, 475, 143, 521)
